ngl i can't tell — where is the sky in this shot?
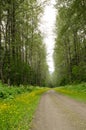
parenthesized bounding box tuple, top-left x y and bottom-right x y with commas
(39, 0, 57, 73)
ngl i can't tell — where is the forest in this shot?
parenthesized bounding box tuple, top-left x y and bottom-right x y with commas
(53, 0, 86, 86)
(0, 0, 86, 130)
(0, 0, 49, 86)
(0, 0, 86, 87)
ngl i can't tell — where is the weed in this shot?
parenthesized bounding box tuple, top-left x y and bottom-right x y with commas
(55, 83, 86, 102)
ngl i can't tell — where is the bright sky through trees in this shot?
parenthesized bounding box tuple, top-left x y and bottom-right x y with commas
(39, 0, 57, 72)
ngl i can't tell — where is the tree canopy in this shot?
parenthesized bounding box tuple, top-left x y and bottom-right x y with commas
(0, 0, 49, 86)
(53, 0, 86, 86)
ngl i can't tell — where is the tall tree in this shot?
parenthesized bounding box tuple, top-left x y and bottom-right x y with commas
(0, 0, 49, 86)
(54, 0, 86, 86)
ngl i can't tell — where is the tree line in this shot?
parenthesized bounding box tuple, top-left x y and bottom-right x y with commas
(0, 0, 49, 86)
(53, 0, 86, 86)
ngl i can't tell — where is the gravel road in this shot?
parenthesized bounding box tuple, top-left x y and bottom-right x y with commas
(31, 90, 86, 130)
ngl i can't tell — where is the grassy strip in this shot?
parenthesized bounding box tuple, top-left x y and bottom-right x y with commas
(0, 88, 49, 130)
(0, 81, 40, 99)
(55, 83, 86, 102)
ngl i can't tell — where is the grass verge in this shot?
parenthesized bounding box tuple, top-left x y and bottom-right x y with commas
(0, 81, 39, 99)
(0, 87, 49, 130)
(55, 83, 86, 103)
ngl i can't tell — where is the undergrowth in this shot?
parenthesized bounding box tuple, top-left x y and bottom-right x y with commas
(55, 83, 86, 102)
(0, 86, 49, 130)
(0, 81, 41, 99)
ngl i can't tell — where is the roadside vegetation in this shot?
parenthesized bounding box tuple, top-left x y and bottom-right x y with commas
(0, 81, 40, 99)
(0, 82, 49, 130)
(55, 83, 86, 102)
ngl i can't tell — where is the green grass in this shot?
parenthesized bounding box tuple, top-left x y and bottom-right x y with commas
(0, 81, 40, 99)
(55, 83, 86, 102)
(0, 87, 49, 130)
(0, 81, 49, 129)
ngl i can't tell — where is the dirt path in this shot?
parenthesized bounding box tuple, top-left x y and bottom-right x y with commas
(31, 90, 86, 130)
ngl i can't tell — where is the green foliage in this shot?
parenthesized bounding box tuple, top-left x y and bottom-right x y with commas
(53, 0, 86, 86)
(0, 88, 49, 130)
(0, 81, 38, 99)
(55, 83, 86, 102)
(0, 0, 49, 86)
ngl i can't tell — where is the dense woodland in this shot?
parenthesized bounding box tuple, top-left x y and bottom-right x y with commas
(53, 0, 86, 86)
(0, 0, 49, 86)
(0, 0, 86, 87)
